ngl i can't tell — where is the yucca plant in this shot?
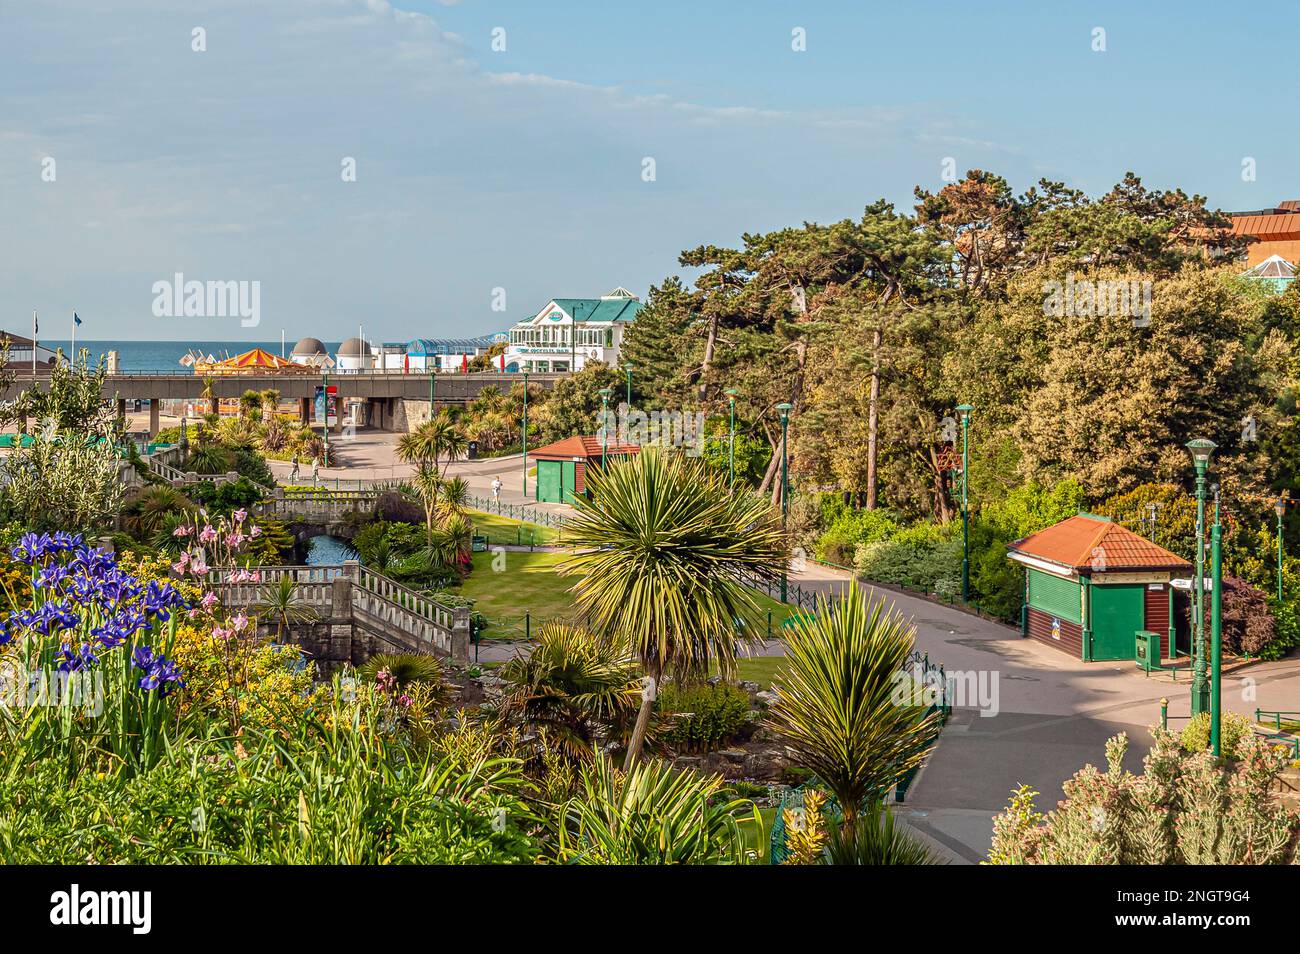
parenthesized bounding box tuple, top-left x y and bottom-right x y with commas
(555, 754, 760, 865)
(440, 514, 474, 567)
(765, 581, 942, 832)
(560, 447, 787, 682)
(825, 804, 943, 865)
(499, 623, 642, 759)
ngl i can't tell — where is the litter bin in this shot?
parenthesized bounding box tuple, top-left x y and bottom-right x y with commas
(471, 534, 488, 553)
(1135, 630, 1160, 672)
(467, 440, 479, 460)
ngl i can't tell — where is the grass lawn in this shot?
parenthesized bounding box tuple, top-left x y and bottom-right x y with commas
(452, 546, 805, 654)
(468, 508, 560, 546)
(454, 550, 577, 637)
(733, 656, 790, 690)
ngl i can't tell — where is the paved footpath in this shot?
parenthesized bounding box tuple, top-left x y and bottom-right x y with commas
(789, 563, 1300, 863)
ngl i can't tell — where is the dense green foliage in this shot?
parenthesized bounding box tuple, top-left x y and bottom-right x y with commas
(657, 682, 751, 753)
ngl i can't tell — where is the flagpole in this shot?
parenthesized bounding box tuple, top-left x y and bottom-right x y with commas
(71, 312, 76, 367)
(31, 310, 37, 380)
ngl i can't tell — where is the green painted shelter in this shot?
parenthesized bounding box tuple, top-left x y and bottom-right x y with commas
(1006, 513, 1193, 663)
(528, 435, 640, 504)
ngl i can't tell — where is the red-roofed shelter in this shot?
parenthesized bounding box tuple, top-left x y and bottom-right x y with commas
(1006, 513, 1192, 662)
(528, 435, 641, 504)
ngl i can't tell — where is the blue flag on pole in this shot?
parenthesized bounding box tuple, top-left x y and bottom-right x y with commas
(74, 313, 82, 326)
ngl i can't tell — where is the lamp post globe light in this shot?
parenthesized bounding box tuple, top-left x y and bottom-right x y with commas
(956, 404, 974, 603)
(725, 388, 739, 488)
(623, 363, 634, 408)
(1276, 496, 1287, 602)
(598, 387, 612, 469)
(776, 402, 794, 602)
(1185, 438, 1216, 717)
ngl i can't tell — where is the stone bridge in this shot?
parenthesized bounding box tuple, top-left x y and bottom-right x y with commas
(255, 488, 381, 547)
(209, 562, 470, 668)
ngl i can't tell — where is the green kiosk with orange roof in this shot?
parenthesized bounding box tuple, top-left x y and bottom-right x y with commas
(1006, 513, 1193, 663)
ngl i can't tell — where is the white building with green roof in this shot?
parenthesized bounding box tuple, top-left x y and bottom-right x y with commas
(503, 287, 641, 374)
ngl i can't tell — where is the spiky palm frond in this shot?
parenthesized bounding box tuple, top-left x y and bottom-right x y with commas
(499, 623, 642, 759)
(439, 476, 470, 517)
(559, 447, 788, 682)
(555, 754, 760, 865)
(765, 581, 942, 826)
(357, 653, 444, 689)
(123, 485, 197, 540)
(396, 412, 467, 476)
(255, 576, 316, 640)
(824, 805, 944, 865)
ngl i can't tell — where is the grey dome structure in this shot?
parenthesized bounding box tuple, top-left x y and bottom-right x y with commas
(292, 336, 327, 356)
(337, 337, 372, 357)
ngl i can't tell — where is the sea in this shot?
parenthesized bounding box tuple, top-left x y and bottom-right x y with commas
(32, 340, 344, 373)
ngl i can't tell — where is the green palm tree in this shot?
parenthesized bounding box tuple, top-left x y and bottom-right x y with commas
(238, 389, 262, 422)
(764, 581, 943, 833)
(256, 576, 316, 641)
(439, 475, 470, 517)
(427, 413, 468, 477)
(396, 412, 467, 477)
(499, 623, 642, 759)
(123, 485, 196, 540)
(409, 463, 443, 540)
(559, 447, 788, 682)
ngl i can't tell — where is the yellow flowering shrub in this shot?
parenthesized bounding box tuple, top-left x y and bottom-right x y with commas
(170, 621, 327, 736)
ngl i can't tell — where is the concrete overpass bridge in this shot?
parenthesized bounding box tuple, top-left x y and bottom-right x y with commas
(1, 371, 563, 435)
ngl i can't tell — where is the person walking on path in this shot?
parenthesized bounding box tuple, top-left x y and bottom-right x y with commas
(311, 455, 320, 484)
(491, 476, 502, 504)
(289, 455, 300, 484)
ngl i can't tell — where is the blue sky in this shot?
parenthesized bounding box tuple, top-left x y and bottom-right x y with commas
(2, 0, 1296, 342)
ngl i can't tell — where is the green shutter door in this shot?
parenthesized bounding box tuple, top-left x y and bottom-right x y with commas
(1027, 569, 1081, 623)
(561, 460, 577, 504)
(537, 461, 561, 503)
(1090, 584, 1144, 661)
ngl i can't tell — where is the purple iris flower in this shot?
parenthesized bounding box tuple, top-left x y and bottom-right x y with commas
(11, 532, 52, 565)
(56, 642, 99, 673)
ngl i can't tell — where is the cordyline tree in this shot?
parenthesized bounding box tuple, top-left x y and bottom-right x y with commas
(559, 448, 787, 683)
